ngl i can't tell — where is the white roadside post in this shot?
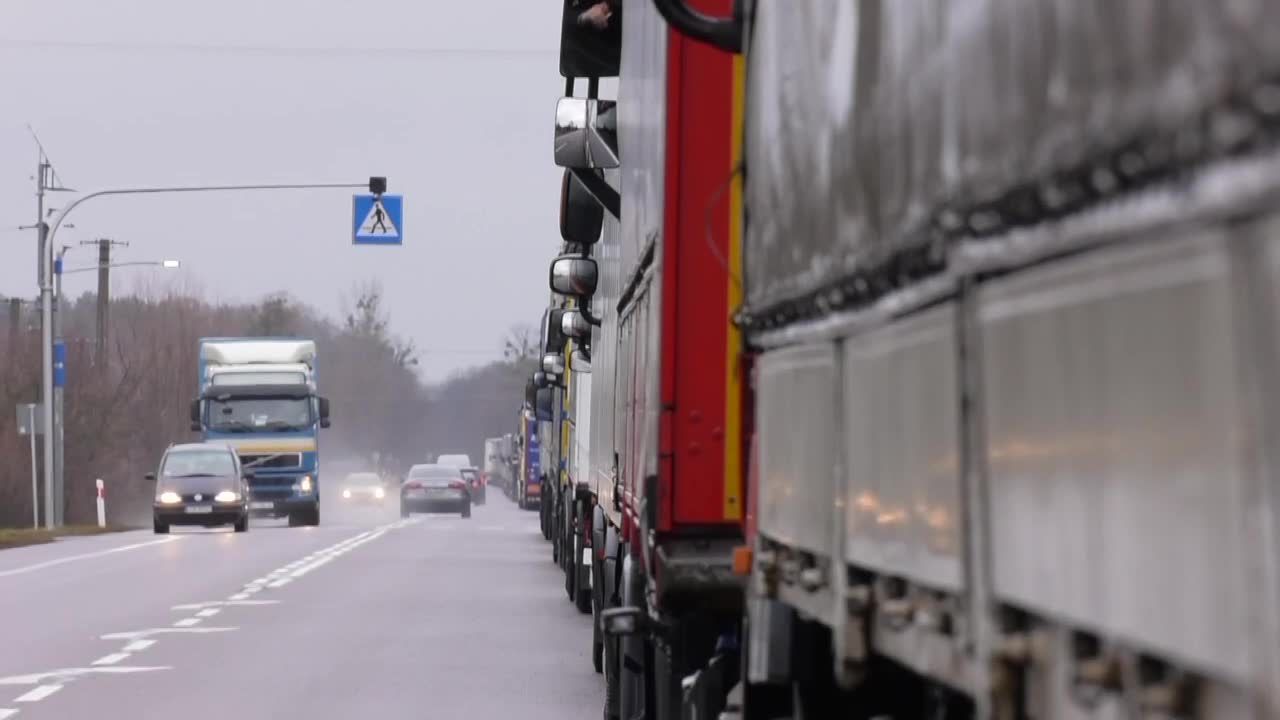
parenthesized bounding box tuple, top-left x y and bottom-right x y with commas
(95, 478, 106, 528)
(27, 404, 38, 528)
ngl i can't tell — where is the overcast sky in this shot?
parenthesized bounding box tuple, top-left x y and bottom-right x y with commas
(0, 0, 564, 380)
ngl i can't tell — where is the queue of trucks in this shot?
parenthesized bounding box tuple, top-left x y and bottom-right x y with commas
(518, 1, 1280, 718)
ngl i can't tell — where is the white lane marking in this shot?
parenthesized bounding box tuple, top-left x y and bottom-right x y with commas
(173, 599, 276, 611)
(90, 653, 130, 666)
(0, 708, 17, 719)
(101, 627, 234, 641)
(0, 667, 169, 685)
(0, 537, 181, 579)
(227, 593, 250, 601)
(122, 640, 155, 652)
(15, 685, 61, 703)
(195, 608, 220, 618)
(243, 586, 262, 594)
(266, 577, 292, 588)
(172, 618, 201, 628)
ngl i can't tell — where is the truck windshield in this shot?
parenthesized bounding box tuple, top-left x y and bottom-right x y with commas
(207, 396, 313, 432)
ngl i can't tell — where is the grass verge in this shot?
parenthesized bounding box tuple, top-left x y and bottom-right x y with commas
(0, 525, 136, 550)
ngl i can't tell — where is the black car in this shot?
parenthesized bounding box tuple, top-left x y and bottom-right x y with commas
(400, 464, 471, 518)
(150, 443, 251, 534)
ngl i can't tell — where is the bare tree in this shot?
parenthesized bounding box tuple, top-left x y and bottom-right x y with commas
(502, 324, 539, 362)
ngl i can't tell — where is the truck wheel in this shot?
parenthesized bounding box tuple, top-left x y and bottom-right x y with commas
(574, 535, 592, 614)
(461, 502, 471, 519)
(153, 519, 169, 535)
(233, 514, 249, 533)
(307, 506, 320, 526)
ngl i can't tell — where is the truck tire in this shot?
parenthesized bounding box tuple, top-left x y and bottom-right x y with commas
(461, 502, 471, 519)
(307, 505, 321, 526)
(153, 519, 169, 535)
(573, 533, 592, 614)
(233, 514, 249, 533)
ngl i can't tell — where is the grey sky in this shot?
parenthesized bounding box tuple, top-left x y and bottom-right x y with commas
(0, 0, 564, 380)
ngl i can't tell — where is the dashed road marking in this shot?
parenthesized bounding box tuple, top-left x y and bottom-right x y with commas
(173, 599, 276, 611)
(122, 640, 154, 653)
(172, 618, 201, 628)
(0, 708, 17, 719)
(14, 685, 61, 703)
(0, 666, 169, 685)
(90, 653, 130, 666)
(195, 608, 220, 618)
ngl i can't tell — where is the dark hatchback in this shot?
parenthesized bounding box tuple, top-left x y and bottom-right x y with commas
(151, 443, 251, 534)
(400, 464, 471, 519)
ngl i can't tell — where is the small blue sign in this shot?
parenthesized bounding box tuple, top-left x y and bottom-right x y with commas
(53, 341, 66, 388)
(352, 194, 403, 245)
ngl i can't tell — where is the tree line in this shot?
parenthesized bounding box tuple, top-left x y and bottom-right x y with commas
(0, 284, 536, 527)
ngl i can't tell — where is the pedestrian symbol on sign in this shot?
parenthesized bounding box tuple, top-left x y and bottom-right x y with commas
(352, 194, 404, 245)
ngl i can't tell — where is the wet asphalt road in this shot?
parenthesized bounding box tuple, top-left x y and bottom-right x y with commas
(0, 493, 600, 720)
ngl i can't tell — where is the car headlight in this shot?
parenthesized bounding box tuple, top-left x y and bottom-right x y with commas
(297, 475, 313, 493)
(342, 489, 352, 499)
(374, 487, 385, 499)
(158, 491, 182, 504)
(214, 490, 239, 503)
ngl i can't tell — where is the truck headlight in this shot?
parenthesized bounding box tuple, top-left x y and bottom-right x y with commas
(297, 476, 313, 493)
(214, 490, 239, 503)
(342, 489, 352, 499)
(158, 491, 181, 504)
(374, 487, 385, 499)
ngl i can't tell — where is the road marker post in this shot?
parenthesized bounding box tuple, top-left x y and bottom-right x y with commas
(95, 478, 105, 528)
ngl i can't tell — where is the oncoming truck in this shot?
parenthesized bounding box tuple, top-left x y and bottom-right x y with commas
(190, 337, 331, 527)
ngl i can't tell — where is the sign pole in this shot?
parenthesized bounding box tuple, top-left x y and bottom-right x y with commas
(28, 404, 38, 529)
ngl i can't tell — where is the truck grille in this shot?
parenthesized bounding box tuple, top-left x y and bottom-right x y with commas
(239, 453, 302, 469)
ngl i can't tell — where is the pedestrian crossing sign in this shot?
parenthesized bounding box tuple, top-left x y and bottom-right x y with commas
(352, 194, 403, 245)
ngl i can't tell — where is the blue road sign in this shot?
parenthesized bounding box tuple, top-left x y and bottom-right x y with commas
(53, 341, 66, 388)
(352, 194, 403, 245)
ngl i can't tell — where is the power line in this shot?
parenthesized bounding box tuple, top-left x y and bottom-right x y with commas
(0, 38, 557, 61)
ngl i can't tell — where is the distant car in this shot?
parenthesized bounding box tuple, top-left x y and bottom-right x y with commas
(400, 464, 471, 519)
(461, 467, 485, 505)
(150, 443, 250, 534)
(340, 472, 387, 504)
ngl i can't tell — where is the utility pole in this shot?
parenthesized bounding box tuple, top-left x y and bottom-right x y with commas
(90, 238, 128, 367)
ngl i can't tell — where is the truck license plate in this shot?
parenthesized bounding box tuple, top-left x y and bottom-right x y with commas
(185, 506, 213, 514)
(249, 501, 274, 510)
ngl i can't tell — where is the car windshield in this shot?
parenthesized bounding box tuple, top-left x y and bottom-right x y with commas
(207, 396, 313, 432)
(344, 473, 381, 486)
(162, 450, 235, 478)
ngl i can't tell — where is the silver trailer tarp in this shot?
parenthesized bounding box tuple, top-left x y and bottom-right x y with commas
(744, 0, 1280, 315)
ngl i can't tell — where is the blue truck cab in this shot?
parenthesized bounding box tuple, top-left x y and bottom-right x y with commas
(190, 337, 330, 527)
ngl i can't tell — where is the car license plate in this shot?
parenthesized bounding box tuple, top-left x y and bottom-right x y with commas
(249, 501, 274, 510)
(185, 505, 213, 514)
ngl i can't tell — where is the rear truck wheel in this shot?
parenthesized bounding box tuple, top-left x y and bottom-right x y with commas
(153, 518, 169, 535)
(593, 612, 604, 674)
(306, 505, 320, 526)
(233, 514, 249, 533)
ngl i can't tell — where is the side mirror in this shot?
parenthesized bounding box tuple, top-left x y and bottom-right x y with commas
(554, 98, 619, 170)
(558, 0, 621, 78)
(542, 353, 565, 376)
(543, 308, 567, 355)
(533, 371, 552, 389)
(561, 170, 603, 246)
(561, 309, 592, 340)
(189, 399, 201, 424)
(144, 472, 157, 482)
(549, 256, 599, 297)
(318, 397, 331, 429)
(243, 469, 257, 481)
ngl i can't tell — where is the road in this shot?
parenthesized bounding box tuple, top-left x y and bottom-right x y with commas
(0, 493, 600, 720)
